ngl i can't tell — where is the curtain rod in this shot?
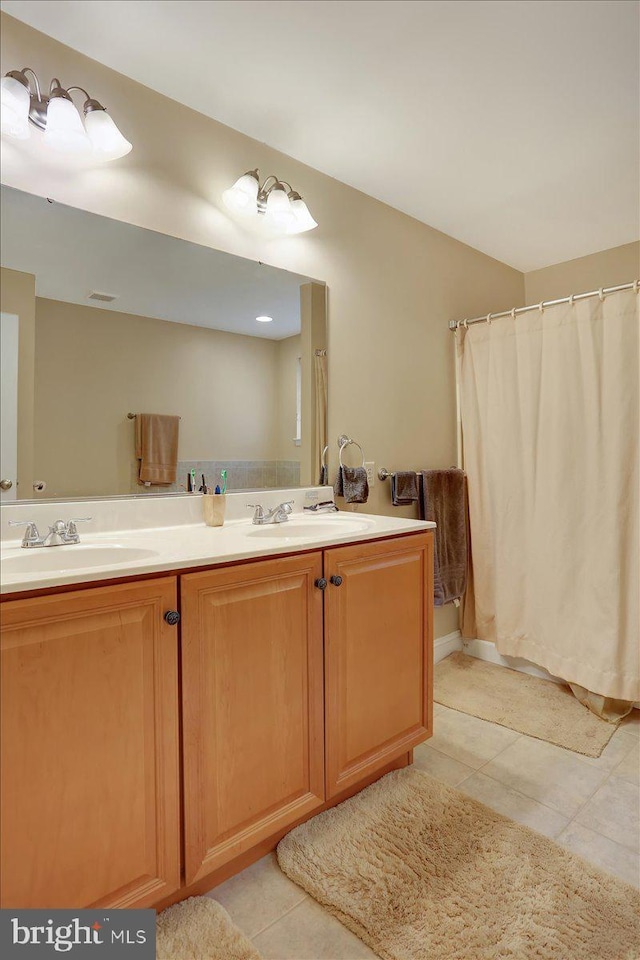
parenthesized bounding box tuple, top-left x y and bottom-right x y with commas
(448, 280, 639, 331)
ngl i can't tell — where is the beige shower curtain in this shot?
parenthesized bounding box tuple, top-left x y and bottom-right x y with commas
(314, 350, 328, 484)
(458, 288, 639, 704)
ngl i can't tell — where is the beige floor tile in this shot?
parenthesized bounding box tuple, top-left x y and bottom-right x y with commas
(558, 821, 640, 889)
(619, 708, 640, 739)
(481, 736, 608, 817)
(458, 771, 569, 839)
(577, 728, 640, 773)
(412, 743, 476, 786)
(574, 774, 640, 853)
(612, 736, 640, 786)
(206, 852, 307, 938)
(253, 897, 377, 960)
(427, 706, 520, 769)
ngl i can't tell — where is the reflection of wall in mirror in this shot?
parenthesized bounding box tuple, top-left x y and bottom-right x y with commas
(0, 267, 305, 499)
(0, 268, 35, 496)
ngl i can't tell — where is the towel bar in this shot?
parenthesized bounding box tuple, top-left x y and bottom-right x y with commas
(127, 412, 182, 420)
(379, 466, 461, 480)
(378, 468, 421, 481)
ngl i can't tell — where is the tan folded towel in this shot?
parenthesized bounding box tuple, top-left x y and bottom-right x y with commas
(419, 469, 468, 606)
(135, 414, 180, 485)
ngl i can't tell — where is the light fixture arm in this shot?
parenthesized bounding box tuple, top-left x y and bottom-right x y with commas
(66, 85, 92, 100)
(19, 66, 42, 100)
(260, 175, 281, 194)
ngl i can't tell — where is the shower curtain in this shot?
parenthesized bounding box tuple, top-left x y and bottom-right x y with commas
(458, 288, 639, 705)
(314, 350, 328, 485)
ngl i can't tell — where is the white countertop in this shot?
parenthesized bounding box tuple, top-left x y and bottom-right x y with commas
(0, 506, 433, 595)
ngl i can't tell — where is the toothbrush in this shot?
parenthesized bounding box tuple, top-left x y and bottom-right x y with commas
(220, 469, 227, 494)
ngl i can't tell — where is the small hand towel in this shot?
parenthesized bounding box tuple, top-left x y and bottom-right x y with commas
(135, 413, 180, 486)
(334, 466, 369, 504)
(391, 471, 418, 506)
(419, 469, 468, 606)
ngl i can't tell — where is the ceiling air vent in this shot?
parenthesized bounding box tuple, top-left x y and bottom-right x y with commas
(88, 291, 118, 303)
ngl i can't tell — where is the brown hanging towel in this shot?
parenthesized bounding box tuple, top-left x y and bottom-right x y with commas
(419, 469, 468, 606)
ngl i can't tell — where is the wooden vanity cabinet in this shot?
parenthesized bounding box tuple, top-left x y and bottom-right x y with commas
(0, 530, 432, 907)
(324, 533, 433, 797)
(0, 578, 181, 909)
(180, 552, 325, 885)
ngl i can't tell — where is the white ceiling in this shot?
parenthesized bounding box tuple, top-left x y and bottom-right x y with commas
(0, 186, 308, 338)
(2, 0, 639, 272)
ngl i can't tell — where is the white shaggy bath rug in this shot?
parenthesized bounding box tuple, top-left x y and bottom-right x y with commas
(157, 896, 262, 960)
(277, 768, 640, 960)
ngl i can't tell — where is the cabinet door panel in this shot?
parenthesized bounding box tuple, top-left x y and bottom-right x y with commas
(0, 578, 180, 908)
(181, 553, 324, 884)
(325, 533, 433, 797)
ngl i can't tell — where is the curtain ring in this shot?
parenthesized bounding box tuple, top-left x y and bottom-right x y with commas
(511, 307, 516, 321)
(634, 281, 639, 294)
(486, 313, 492, 326)
(568, 294, 574, 307)
(539, 301, 545, 313)
(462, 318, 469, 329)
(598, 288, 605, 301)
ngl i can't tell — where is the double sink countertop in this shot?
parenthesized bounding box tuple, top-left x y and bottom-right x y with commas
(0, 489, 434, 594)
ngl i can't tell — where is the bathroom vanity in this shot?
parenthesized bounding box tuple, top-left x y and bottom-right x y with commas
(0, 492, 434, 910)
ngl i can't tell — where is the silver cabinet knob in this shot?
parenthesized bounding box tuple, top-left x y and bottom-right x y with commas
(0, 479, 13, 491)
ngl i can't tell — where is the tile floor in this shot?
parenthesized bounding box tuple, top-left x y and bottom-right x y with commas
(205, 704, 640, 959)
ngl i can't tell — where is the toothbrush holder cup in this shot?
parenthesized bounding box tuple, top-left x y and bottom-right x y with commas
(202, 493, 226, 527)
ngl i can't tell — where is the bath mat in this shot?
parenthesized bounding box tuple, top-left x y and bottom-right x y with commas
(277, 769, 640, 960)
(157, 896, 262, 960)
(435, 651, 617, 757)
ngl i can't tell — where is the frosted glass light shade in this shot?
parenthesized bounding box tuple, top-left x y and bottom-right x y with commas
(85, 108, 132, 160)
(287, 196, 318, 234)
(223, 172, 259, 215)
(1, 75, 31, 140)
(264, 186, 294, 230)
(44, 96, 90, 154)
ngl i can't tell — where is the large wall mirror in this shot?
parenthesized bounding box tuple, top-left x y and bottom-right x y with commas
(0, 186, 327, 503)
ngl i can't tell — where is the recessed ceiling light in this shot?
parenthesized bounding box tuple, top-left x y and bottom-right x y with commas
(256, 315, 273, 323)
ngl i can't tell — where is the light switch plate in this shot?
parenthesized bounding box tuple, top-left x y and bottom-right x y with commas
(365, 462, 375, 487)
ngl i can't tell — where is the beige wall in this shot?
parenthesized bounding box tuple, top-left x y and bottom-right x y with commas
(525, 242, 639, 304)
(0, 13, 525, 638)
(34, 298, 285, 498)
(0, 266, 35, 495)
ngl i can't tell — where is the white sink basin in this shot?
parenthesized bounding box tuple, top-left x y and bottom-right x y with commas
(1, 544, 159, 574)
(246, 517, 374, 539)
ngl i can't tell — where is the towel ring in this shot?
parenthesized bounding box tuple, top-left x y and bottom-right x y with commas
(338, 435, 365, 469)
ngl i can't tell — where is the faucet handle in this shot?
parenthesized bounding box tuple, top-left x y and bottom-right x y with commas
(278, 501, 294, 514)
(247, 504, 264, 521)
(66, 517, 93, 541)
(8, 520, 41, 546)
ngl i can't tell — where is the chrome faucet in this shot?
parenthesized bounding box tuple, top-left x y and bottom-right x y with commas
(9, 517, 93, 548)
(247, 501, 294, 525)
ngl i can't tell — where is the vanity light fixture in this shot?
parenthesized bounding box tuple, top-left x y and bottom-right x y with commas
(0, 67, 132, 160)
(256, 315, 273, 323)
(223, 169, 318, 235)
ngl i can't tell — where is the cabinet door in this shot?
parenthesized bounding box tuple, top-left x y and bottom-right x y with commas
(325, 533, 433, 798)
(181, 553, 325, 885)
(0, 578, 180, 909)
